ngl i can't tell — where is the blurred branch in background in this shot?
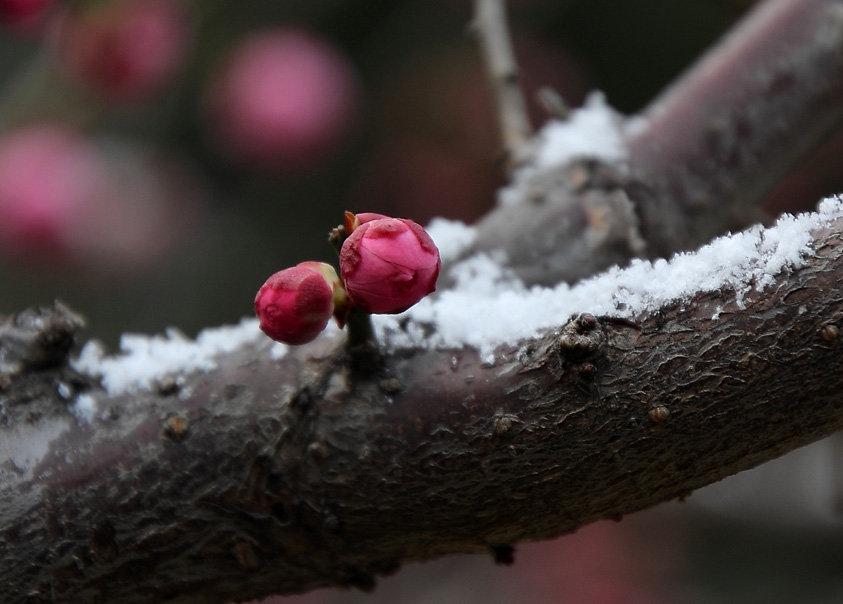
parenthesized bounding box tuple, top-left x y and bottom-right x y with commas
(471, 0, 532, 170)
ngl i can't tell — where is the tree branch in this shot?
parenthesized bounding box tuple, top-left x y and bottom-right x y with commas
(2, 215, 843, 602)
(628, 0, 843, 257)
(471, 0, 843, 285)
(472, 0, 533, 170)
(4, 0, 843, 601)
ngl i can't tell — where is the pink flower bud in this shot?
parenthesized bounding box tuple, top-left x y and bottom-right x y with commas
(340, 217, 440, 314)
(255, 261, 345, 345)
(58, 0, 189, 103)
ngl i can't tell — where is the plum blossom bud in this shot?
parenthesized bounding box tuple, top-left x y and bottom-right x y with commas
(340, 217, 440, 314)
(354, 212, 387, 224)
(255, 261, 346, 345)
(343, 210, 387, 234)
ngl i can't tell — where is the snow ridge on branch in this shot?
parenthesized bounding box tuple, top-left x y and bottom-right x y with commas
(73, 197, 843, 396)
(381, 196, 843, 353)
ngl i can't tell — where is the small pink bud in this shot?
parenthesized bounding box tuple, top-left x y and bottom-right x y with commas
(354, 211, 388, 225)
(340, 217, 440, 314)
(343, 210, 387, 234)
(255, 261, 345, 345)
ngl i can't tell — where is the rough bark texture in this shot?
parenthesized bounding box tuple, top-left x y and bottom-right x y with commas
(2, 220, 843, 603)
(2, 0, 843, 601)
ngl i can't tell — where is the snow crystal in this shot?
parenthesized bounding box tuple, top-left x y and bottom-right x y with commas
(426, 217, 477, 263)
(73, 318, 286, 396)
(71, 393, 97, 424)
(623, 114, 650, 138)
(499, 91, 627, 206)
(374, 197, 843, 356)
(270, 342, 288, 360)
(533, 92, 627, 169)
(56, 382, 72, 400)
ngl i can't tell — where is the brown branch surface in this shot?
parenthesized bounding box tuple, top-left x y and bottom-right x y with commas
(3, 0, 843, 601)
(2, 219, 843, 602)
(470, 0, 843, 286)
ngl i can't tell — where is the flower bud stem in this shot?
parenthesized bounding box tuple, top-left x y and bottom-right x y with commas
(346, 308, 381, 374)
(346, 308, 375, 349)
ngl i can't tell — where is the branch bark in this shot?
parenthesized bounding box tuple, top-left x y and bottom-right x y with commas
(627, 0, 843, 258)
(471, 0, 843, 285)
(3, 218, 843, 602)
(3, 0, 843, 601)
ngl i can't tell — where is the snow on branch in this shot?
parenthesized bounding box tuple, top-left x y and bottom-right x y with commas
(379, 197, 843, 354)
(5, 199, 843, 602)
(71, 197, 843, 397)
(5, 1, 843, 600)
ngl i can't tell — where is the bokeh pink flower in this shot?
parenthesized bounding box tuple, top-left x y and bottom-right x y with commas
(207, 28, 358, 171)
(0, 125, 201, 272)
(58, 0, 190, 103)
(0, 125, 105, 260)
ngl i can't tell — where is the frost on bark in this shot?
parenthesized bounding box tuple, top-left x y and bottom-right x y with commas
(3, 0, 843, 602)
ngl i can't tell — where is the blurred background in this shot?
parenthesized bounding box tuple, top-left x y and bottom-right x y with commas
(0, 1, 840, 602)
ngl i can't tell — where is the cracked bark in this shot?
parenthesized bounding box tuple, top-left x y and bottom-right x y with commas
(3, 0, 843, 601)
(3, 220, 843, 602)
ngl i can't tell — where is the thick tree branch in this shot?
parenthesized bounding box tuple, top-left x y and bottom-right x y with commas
(2, 217, 843, 602)
(471, 0, 843, 285)
(3, 0, 843, 601)
(628, 0, 843, 257)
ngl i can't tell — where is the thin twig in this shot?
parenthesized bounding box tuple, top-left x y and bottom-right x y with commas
(472, 0, 533, 170)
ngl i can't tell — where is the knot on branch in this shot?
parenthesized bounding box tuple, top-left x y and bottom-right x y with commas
(0, 301, 85, 382)
(557, 313, 606, 363)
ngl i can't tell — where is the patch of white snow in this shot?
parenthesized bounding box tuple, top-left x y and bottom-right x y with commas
(375, 197, 843, 356)
(533, 91, 627, 170)
(499, 92, 627, 206)
(70, 393, 97, 424)
(426, 217, 477, 263)
(73, 318, 284, 396)
(70, 197, 843, 393)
